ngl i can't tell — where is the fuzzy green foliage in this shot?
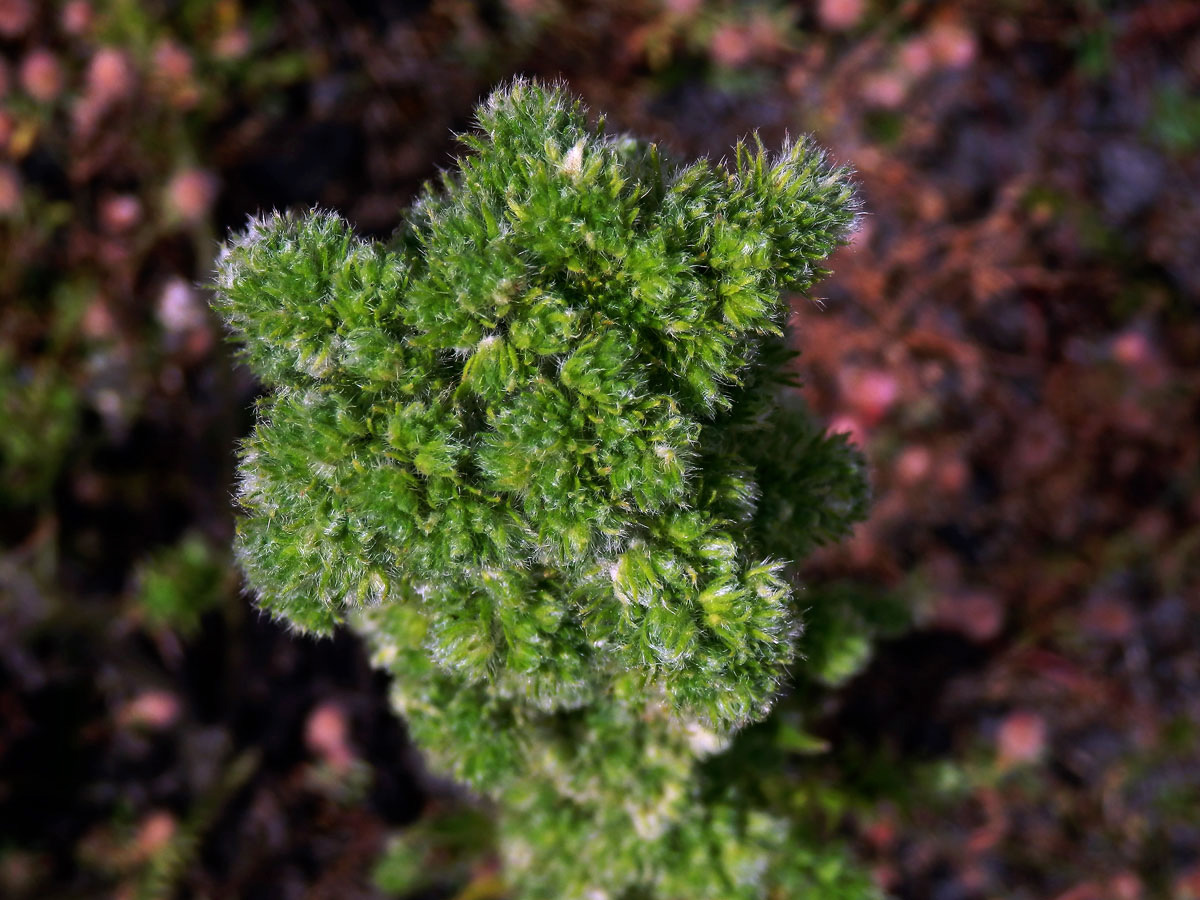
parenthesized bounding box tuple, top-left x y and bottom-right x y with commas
(132, 533, 232, 636)
(214, 80, 871, 899)
(372, 805, 499, 897)
(796, 581, 910, 688)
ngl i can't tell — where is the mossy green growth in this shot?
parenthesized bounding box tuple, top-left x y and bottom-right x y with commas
(214, 80, 873, 899)
(132, 533, 232, 637)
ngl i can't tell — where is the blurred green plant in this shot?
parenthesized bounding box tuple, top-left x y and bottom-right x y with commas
(373, 805, 501, 899)
(131, 532, 231, 636)
(797, 581, 910, 688)
(75, 749, 259, 900)
(375, 580, 912, 900)
(132, 750, 259, 900)
(1149, 84, 1200, 155)
(0, 350, 77, 508)
(214, 79, 877, 898)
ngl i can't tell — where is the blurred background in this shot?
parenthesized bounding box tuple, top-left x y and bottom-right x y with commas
(1, 1, 1198, 898)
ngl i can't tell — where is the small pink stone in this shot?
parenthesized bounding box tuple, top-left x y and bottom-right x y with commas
(843, 368, 899, 424)
(862, 815, 896, 850)
(213, 26, 251, 60)
(709, 24, 753, 68)
(928, 21, 977, 69)
(898, 36, 935, 78)
(895, 445, 932, 485)
(20, 49, 64, 103)
(119, 690, 181, 729)
(861, 71, 908, 109)
(937, 589, 1004, 643)
(784, 64, 808, 95)
(134, 811, 177, 859)
(936, 454, 969, 493)
(157, 278, 205, 333)
(1111, 330, 1150, 367)
(166, 169, 218, 223)
(997, 709, 1046, 767)
(72, 95, 104, 138)
(305, 701, 354, 771)
(100, 194, 142, 232)
(828, 413, 866, 449)
(81, 299, 116, 339)
(849, 217, 874, 249)
(818, 0, 865, 31)
(86, 47, 134, 106)
(61, 0, 92, 36)
(0, 0, 33, 38)
(1174, 865, 1200, 899)
(1110, 871, 1143, 900)
(153, 38, 193, 84)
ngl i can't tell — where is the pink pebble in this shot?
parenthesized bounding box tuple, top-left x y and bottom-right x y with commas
(843, 368, 899, 424)
(86, 47, 134, 107)
(1111, 330, 1150, 367)
(898, 36, 935, 78)
(861, 71, 908, 109)
(20, 49, 64, 103)
(828, 413, 866, 449)
(997, 709, 1046, 767)
(153, 39, 193, 84)
(166, 169, 218, 223)
(937, 589, 1004, 643)
(928, 21, 977, 69)
(0, 0, 33, 38)
(305, 701, 355, 772)
(61, 0, 92, 36)
(895, 445, 932, 485)
(818, 0, 865, 31)
(134, 811, 177, 859)
(709, 24, 753, 68)
(213, 27, 251, 61)
(120, 690, 181, 729)
(100, 194, 142, 232)
(936, 454, 969, 493)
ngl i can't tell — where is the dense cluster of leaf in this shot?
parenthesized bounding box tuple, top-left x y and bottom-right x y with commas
(214, 80, 871, 899)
